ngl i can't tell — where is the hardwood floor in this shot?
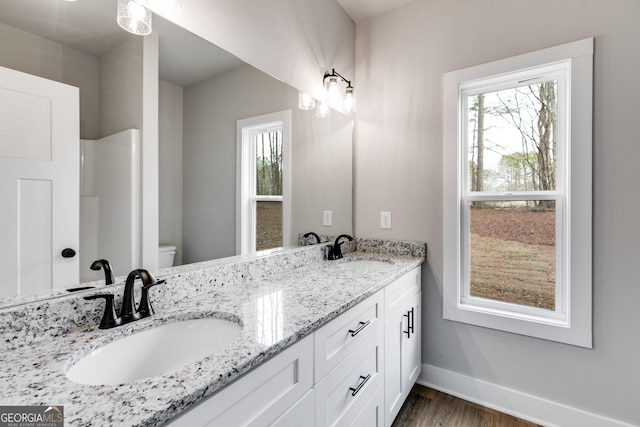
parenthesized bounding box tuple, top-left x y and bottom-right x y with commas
(391, 385, 541, 427)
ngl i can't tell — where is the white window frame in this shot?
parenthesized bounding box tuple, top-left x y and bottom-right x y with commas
(236, 110, 291, 255)
(443, 38, 593, 348)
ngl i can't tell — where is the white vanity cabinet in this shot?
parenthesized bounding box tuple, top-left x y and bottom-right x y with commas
(383, 266, 422, 426)
(165, 267, 422, 427)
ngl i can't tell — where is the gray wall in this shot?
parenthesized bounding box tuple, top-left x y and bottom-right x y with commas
(0, 22, 99, 140)
(354, 0, 639, 424)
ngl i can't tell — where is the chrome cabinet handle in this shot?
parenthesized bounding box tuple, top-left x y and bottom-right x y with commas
(348, 320, 370, 337)
(349, 374, 371, 397)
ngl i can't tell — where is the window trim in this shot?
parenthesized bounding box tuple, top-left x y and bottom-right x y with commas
(236, 110, 291, 255)
(443, 38, 593, 347)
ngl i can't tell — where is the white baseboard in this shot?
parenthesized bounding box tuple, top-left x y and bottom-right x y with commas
(419, 364, 634, 427)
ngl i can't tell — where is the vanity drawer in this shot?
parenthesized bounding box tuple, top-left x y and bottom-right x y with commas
(347, 383, 384, 427)
(315, 329, 383, 427)
(270, 389, 314, 427)
(166, 335, 313, 427)
(314, 290, 383, 383)
(384, 266, 420, 315)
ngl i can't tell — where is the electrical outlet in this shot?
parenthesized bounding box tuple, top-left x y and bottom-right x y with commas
(323, 210, 332, 226)
(380, 211, 392, 229)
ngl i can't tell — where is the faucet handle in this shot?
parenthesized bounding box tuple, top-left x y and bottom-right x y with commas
(85, 294, 122, 329)
(138, 279, 165, 318)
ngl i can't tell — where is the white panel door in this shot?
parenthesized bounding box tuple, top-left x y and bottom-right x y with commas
(0, 66, 79, 297)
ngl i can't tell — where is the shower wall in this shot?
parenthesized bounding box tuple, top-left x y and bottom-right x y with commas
(80, 130, 141, 282)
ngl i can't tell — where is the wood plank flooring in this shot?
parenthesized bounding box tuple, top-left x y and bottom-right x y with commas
(391, 385, 541, 427)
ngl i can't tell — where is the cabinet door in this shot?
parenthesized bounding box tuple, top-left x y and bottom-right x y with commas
(384, 266, 422, 427)
(402, 293, 421, 391)
(384, 294, 422, 426)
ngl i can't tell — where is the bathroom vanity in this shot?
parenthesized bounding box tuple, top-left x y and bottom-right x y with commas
(0, 239, 425, 426)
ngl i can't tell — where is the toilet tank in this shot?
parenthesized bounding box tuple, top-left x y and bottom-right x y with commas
(158, 245, 177, 268)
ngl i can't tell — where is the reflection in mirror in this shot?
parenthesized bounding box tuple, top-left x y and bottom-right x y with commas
(0, 0, 352, 307)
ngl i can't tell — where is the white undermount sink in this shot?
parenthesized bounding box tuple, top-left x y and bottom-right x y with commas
(336, 259, 393, 270)
(66, 318, 241, 385)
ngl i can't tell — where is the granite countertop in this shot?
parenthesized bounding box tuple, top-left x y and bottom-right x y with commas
(0, 248, 424, 426)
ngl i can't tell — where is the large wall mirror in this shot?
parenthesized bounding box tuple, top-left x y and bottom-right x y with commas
(0, 0, 353, 307)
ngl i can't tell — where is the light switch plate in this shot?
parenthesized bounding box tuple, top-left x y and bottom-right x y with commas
(380, 211, 392, 229)
(323, 210, 332, 226)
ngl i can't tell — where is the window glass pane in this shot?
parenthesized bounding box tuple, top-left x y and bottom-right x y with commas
(468, 200, 555, 310)
(256, 201, 282, 251)
(255, 130, 283, 196)
(467, 81, 558, 192)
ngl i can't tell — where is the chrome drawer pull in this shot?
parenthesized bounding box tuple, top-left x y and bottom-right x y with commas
(349, 374, 371, 396)
(348, 320, 370, 337)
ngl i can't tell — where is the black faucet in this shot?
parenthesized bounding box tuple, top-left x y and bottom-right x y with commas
(303, 232, 321, 245)
(328, 234, 354, 260)
(84, 268, 164, 329)
(90, 259, 115, 285)
(121, 269, 164, 324)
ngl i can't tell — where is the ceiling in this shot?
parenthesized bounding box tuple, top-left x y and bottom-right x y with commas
(0, 0, 244, 87)
(0, 0, 415, 83)
(335, 0, 416, 23)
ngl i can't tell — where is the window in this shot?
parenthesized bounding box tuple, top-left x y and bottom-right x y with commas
(237, 111, 291, 255)
(443, 39, 593, 347)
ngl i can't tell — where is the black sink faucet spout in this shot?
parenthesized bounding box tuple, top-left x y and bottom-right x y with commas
(121, 269, 163, 324)
(332, 234, 354, 260)
(90, 259, 114, 285)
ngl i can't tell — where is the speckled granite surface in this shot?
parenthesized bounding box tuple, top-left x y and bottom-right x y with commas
(0, 240, 425, 427)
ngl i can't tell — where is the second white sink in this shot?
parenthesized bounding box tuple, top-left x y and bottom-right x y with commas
(336, 259, 393, 270)
(66, 318, 241, 385)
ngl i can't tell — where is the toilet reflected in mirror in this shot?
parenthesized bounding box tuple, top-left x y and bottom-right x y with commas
(158, 245, 177, 269)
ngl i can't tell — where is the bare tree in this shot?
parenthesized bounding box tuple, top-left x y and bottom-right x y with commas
(469, 94, 486, 193)
(256, 130, 283, 196)
(493, 82, 557, 208)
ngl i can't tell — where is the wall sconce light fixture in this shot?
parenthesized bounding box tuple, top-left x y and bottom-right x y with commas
(297, 69, 356, 117)
(117, 0, 152, 35)
(323, 68, 356, 114)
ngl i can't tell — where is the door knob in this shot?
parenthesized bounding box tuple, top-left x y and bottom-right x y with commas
(61, 248, 76, 258)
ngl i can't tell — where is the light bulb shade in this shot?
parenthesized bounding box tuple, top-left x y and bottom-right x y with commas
(344, 88, 357, 113)
(117, 0, 152, 36)
(325, 77, 341, 106)
(298, 92, 316, 110)
(316, 101, 330, 118)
